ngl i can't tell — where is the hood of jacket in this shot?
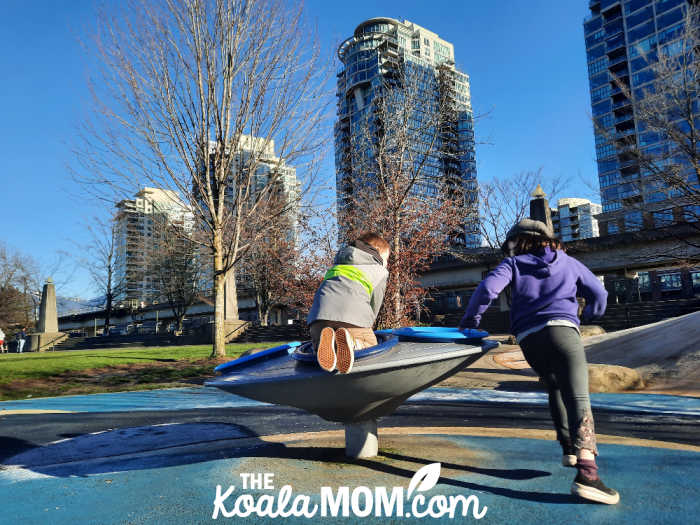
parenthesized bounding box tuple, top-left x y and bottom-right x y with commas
(513, 246, 561, 279)
(334, 244, 384, 266)
(307, 243, 389, 328)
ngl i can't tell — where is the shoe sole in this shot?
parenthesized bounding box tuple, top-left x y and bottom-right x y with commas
(571, 482, 620, 505)
(335, 329, 354, 374)
(562, 455, 577, 467)
(317, 328, 336, 372)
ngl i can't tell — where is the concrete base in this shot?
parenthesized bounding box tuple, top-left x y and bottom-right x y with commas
(28, 332, 68, 352)
(205, 320, 249, 344)
(344, 419, 378, 458)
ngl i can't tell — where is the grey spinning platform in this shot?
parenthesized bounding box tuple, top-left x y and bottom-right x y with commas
(206, 327, 498, 457)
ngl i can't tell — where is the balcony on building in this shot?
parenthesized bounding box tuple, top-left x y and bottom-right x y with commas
(614, 110, 634, 124)
(612, 97, 632, 110)
(604, 18, 623, 38)
(614, 117, 634, 137)
(615, 135, 636, 152)
(611, 68, 630, 85)
(619, 157, 639, 169)
(608, 57, 629, 76)
(621, 168, 641, 181)
(607, 84, 622, 98)
(606, 33, 626, 54)
(584, 0, 601, 22)
(601, 1, 622, 15)
(607, 53, 628, 68)
(620, 183, 642, 202)
(615, 127, 636, 140)
(377, 34, 399, 53)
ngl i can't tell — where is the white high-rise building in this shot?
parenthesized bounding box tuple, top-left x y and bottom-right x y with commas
(114, 187, 190, 304)
(200, 136, 301, 318)
(551, 198, 602, 242)
(206, 135, 300, 239)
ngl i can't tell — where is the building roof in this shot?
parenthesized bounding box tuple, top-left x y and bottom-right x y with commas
(556, 197, 597, 208)
(353, 17, 400, 37)
(427, 223, 700, 272)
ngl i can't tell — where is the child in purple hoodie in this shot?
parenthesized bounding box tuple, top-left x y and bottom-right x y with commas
(459, 218, 619, 505)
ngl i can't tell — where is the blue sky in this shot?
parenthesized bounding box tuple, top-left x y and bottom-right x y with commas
(0, 0, 597, 298)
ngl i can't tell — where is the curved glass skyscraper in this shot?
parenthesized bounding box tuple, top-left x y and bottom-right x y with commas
(334, 18, 479, 247)
(584, 0, 689, 235)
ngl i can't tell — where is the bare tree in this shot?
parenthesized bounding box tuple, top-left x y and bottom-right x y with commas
(0, 242, 35, 329)
(0, 243, 73, 330)
(603, 4, 700, 245)
(73, 0, 330, 356)
(235, 170, 300, 325)
(238, 233, 290, 326)
(279, 206, 338, 319)
(149, 214, 204, 333)
(72, 217, 126, 334)
(338, 61, 476, 327)
(239, 204, 338, 325)
(478, 169, 562, 250)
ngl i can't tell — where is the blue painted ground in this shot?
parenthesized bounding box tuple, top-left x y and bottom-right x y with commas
(411, 388, 700, 416)
(2, 387, 698, 524)
(0, 435, 697, 524)
(0, 386, 269, 413)
(2, 386, 699, 416)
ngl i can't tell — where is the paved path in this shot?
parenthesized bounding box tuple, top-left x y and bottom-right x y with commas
(3, 386, 698, 416)
(1, 387, 698, 524)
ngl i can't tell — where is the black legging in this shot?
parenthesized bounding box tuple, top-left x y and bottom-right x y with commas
(519, 326, 598, 454)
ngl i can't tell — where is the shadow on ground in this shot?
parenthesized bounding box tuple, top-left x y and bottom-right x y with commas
(0, 436, 36, 464)
(1, 421, 585, 505)
(495, 381, 545, 392)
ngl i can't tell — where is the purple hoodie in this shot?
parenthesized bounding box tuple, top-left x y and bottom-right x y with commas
(459, 247, 608, 336)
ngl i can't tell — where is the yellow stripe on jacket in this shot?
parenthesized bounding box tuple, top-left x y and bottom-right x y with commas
(324, 265, 373, 297)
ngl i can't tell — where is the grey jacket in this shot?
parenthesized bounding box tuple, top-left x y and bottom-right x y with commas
(307, 244, 389, 328)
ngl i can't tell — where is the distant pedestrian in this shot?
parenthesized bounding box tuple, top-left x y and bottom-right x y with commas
(16, 328, 26, 353)
(459, 219, 619, 505)
(0, 327, 6, 353)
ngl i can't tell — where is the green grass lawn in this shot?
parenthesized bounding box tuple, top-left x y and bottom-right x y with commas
(0, 342, 283, 401)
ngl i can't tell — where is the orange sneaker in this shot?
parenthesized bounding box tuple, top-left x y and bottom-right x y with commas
(316, 327, 336, 372)
(335, 328, 355, 374)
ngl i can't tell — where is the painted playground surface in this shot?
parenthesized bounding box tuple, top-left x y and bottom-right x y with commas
(1, 387, 699, 524)
(2, 386, 699, 416)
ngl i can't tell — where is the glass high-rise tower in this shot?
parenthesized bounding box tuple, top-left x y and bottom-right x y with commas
(334, 18, 479, 246)
(584, 0, 688, 236)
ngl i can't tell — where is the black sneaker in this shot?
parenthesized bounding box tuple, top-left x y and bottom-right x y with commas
(571, 472, 620, 504)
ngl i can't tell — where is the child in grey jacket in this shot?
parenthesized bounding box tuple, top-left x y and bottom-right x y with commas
(307, 232, 390, 374)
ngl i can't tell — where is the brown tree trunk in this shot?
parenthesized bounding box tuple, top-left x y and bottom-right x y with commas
(256, 293, 267, 326)
(212, 235, 226, 357)
(392, 220, 402, 326)
(104, 292, 112, 334)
